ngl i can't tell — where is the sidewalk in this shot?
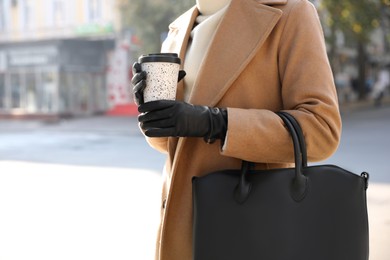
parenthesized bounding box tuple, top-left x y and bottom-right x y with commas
(339, 95, 390, 114)
(0, 161, 161, 260)
(0, 114, 140, 135)
(367, 183, 390, 260)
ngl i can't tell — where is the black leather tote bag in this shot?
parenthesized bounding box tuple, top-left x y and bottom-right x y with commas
(192, 112, 369, 260)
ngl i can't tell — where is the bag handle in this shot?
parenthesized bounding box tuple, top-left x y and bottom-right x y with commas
(234, 112, 309, 204)
(278, 112, 308, 167)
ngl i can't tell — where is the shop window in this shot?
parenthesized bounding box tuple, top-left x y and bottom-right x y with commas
(70, 72, 92, 114)
(58, 72, 71, 113)
(78, 73, 91, 112)
(40, 71, 56, 113)
(10, 73, 22, 109)
(90, 73, 104, 112)
(25, 72, 37, 113)
(95, 73, 106, 111)
(66, 72, 76, 113)
(0, 73, 5, 108)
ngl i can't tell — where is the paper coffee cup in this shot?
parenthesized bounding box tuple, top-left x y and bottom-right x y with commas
(139, 53, 181, 103)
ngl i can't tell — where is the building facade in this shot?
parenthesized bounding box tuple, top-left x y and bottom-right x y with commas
(0, 0, 123, 118)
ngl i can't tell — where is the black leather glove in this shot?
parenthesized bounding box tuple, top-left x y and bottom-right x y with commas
(131, 62, 147, 105)
(138, 100, 228, 143)
(131, 62, 186, 105)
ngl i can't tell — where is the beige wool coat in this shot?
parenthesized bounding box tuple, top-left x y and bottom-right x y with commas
(143, 0, 342, 259)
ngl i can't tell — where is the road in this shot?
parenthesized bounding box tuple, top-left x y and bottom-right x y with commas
(0, 106, 389, 260)
(0, 116, 166, 172)
(1, 106, 389, 181)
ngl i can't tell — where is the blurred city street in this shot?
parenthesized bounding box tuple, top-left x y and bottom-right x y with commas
(1, 0, 389, 259)
(0, 105, 389, 260)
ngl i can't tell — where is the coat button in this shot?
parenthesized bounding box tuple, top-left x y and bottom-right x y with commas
(162, 199, 167, 209)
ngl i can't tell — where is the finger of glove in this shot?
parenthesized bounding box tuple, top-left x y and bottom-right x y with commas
(178, 70, 186, 82)
(144, 127, 176, 137)
(131, 71, 147, 86)
(134, 96, 143, 106)
(132, 62, 142, 74)
(132, 80, 146, 105)
(133, 79, 146, 95)
(138, 107, 175, 124)
(138, 100, 177, 113)
(141, 116, 175, 129)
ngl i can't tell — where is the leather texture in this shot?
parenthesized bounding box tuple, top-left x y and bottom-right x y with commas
(192, 112, 369, 260)
(138, 100, 227, 142)
(131, 62, 146, 105)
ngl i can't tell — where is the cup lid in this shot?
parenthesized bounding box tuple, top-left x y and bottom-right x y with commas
(139, 53, 181, 64)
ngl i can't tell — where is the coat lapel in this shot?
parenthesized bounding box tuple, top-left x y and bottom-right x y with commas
(167, 0, 287, 190)
(167, 0, 286, 174)
(188, 0, 284, 106)
(161, 6, 198, 101)
(163, 7, 198, 59)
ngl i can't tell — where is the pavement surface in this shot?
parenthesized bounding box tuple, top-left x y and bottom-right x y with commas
(0, 104, 389, 260)
(0, 161, 161, 260)
(0, 116, 166, 171)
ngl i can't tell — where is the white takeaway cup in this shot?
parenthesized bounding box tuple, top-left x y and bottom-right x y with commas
(138, 53, 181, 103)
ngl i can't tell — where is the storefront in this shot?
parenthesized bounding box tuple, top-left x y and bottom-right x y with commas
(0, 38, 114, 118)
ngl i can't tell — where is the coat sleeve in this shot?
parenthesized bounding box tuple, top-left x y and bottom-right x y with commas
(221, 0, 341, 163)
(140, 123, 169, 154)
(145, 137, 169, 154)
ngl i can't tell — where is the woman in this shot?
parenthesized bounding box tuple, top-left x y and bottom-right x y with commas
(132, 0, 341, 259)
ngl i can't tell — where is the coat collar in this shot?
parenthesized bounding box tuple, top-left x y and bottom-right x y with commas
(190, 0, 283, 106)
(167, 0, 287, 53)
(164, 0, 285, 106)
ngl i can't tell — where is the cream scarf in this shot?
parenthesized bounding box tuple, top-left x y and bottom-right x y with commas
(183, 0, 231, 101)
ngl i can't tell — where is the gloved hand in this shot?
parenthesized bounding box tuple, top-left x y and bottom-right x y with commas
(138, 100, 228, 143)
(131, 62, 186, 105)
(131, 62, 147, 105)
